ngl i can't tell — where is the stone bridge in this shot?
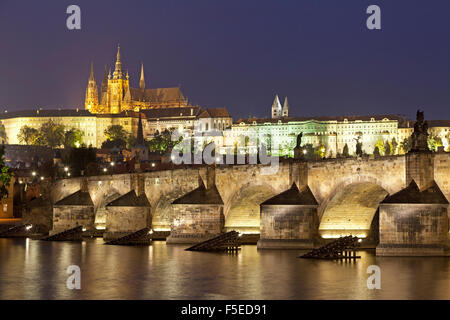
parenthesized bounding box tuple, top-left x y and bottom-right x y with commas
(49, 152, 450, 241)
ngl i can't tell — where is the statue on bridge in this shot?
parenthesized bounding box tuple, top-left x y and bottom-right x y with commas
(293, 132, 305, 160)
(410, 110, 430, 152)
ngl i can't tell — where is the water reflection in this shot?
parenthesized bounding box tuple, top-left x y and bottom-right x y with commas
(0, 239, 448, 300)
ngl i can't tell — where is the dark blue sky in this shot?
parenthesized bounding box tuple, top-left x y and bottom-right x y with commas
(0, 0, 449, 120)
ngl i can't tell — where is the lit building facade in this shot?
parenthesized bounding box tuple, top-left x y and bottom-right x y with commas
(223, 114, 405, 157)
(0, 107, 232, 149)
(85, 45, 188, 114)
(220, 96, 436, 157)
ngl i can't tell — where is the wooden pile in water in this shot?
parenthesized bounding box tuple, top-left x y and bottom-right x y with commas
(0, 224, 33, 238)
(300, 236, 361, 260)
(186, 231, 241, 252)
(104, 228, 152, 246)
(41, 226, 83, 241)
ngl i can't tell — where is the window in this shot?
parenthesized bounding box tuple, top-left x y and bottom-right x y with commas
(3, 204, 7, 212)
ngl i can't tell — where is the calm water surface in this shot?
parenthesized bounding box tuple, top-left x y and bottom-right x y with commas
(0, 238, 448, 300)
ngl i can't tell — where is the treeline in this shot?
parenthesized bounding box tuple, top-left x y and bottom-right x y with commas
(18, 120, 84, 148)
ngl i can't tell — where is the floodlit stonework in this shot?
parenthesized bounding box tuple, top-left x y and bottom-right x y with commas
(41, 150, 450, 255)
(86, 45, 188, 114)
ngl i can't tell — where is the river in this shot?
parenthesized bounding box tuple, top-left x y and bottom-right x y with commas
(0, 238, 448, 299)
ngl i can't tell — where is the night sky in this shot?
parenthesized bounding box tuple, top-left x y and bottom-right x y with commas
(0, 0, 449, 120)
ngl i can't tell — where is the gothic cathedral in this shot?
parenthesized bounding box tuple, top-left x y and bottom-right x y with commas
(85, 45, 189, 114)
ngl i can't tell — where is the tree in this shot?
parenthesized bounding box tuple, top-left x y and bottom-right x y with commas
(104, 125, 128, 142)
(101, 138, 127, 150)
(0, 122, 7, 144)
(147, 129, 181, 154)
(401, 137, 412, 154)
(303, 144, 316, 161)
(391, 138, 398, 155)
(384, 140, 391, 156)
(428, 135, 443, 152)
(342, 143, 349, 157)
(0, 145, 13, 198)
(64, 146, 97, 177)
(355, 137, 363, 157)
(40, 160, 57, 181)
(373, 146, 380, 157)
(264, 133, 272, 154)
(126, 133, 137, 148)
(445, 132, 450, 152)
(39, 120, 65, 148)
(63, 128, 84, 148)
(375, 139, 385, 155)
(85, 162, 100, 176)
(314, 144, 326, 159)
(18, 125, 39, 145)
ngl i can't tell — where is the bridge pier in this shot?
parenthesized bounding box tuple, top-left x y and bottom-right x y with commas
(257, 183, 319, 249)
(104, 174, 151, 241)
(50, 178, 95, 236)
(167, 168, 225, 244)
(376, 180, 449, 256)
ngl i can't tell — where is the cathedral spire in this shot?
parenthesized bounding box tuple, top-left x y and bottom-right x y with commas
(89, 62, 95, 81)
(140, 62, 145, 90)
(85, 63, 99, 112)
(101, 65, 108, 92)
(113, 44, 123, 79)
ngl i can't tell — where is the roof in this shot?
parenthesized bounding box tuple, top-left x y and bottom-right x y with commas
(130, 87, 186, 103)
(381, 180, 449, 204)
(261, 183, 318, 205)
(0, 109, 147, 120)
(427, 120, 450, 128)
(172, 180, 224, 205)
(141, 107, 202, 119)
(54, 190, 94, 206)
(0, 109, 94, 119)
(198, 108, 231, 119)
(106, 190, 150, 207)
(236, 114, 408, 125)
(28, 196, 51, 208)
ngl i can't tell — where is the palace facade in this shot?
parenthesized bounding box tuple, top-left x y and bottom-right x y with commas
(219, 95, 450, 156)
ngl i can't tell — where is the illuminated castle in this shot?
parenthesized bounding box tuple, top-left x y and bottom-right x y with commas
(85, 45, 188, 114)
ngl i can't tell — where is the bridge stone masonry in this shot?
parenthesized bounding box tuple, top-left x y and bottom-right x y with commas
(34, 149, 450, 256)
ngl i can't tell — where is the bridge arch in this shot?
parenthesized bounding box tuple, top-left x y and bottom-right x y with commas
(224, 182, 277, 234)
(318, 176, 390, 239)
(91, 187, 123, 229)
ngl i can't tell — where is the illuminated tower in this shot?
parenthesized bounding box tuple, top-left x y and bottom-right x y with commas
(282, 97, 289, 117)
(271, 94, 282, 119)
(85, 62, 99, 113)
(106, 45, 130, 113)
